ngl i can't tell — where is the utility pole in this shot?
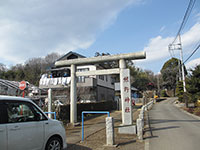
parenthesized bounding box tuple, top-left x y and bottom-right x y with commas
(168, 37, 186, 93)
(178, 35, 186, 92)
(157, 74, 160, 97)
(169, 34, 187, 107)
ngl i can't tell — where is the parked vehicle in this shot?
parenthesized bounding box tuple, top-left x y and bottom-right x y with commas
(0, 95, 67, 150)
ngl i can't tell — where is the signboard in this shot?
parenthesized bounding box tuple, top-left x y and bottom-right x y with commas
(120, 69, 132, 125)
(19, 81, 26, 90)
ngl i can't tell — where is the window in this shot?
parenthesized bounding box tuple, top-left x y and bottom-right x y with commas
(0, 102, 8, 124)
(77, 68, 89, 83)
(77, 76, 85, 83)
(6, 101, 47, 123)
(99, 75, 104, 80)
(105, 75, 108, 82)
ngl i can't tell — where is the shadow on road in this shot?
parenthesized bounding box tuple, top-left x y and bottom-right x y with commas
(144, 135, 158, 140)
(155, 98, 167, 102)
(145, 112, 159, 139)
(118, 139, 136, 146)
(151, 126, 180, 131)
(150, 119, 200, 124)
(67, 143, 92, 150)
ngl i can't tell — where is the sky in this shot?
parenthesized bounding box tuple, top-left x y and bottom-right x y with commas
(0, 0, 200, 74)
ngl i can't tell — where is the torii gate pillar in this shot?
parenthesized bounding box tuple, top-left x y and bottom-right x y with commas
(70, 64, 77, 124)
(119, 59, 132, 125)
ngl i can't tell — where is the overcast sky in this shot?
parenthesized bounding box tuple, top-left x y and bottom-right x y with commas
(0, 0, 200, 73)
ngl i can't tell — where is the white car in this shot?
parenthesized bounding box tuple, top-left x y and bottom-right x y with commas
(0, 95, 67, 150)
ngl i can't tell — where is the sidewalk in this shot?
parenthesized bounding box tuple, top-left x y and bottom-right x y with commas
(65, 108, 144, 150)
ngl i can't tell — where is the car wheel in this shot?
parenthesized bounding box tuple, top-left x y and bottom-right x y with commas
(46, 137, 62, 150)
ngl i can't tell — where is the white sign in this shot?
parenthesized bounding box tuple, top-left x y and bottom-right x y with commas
(120, 69, 132, 125)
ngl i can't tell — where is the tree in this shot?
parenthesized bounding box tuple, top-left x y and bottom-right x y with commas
(0, 63, 7, 79)
(11, 64, 25, 81)
(187, 65, 200, 103)
(176, 81, 184, 102)
(94, 52, 119, 69)
(23, 58, 44, 86)
(132, 70, 150, 91)
(160, 58, 187, 96)
(130, 67, 156, 91)
(44, 52, 61, 70)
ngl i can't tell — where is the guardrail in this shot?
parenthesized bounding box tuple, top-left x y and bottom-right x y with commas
(44, 112, 56, 119)
(137, 100, 154, 140)
(81, 111, 110, 141)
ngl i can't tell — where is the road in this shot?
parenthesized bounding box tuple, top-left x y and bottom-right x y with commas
(147, 98, 200, 150)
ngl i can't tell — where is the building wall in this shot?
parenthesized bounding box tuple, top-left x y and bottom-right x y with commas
(97, 86, 115, 101)
(97, 75, 114, 89)
(77, 78, 97, 87)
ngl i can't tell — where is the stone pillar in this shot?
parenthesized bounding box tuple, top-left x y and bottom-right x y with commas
(48, 88, 52, 118)
(119, 59, 132, 125)
(106, 117, 115, 146)
(70, 64, 77, 124)
(137, 118, 143, 140)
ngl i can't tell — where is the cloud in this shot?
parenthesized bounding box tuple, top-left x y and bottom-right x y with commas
(135, 22, 200, 71)
(0, 0, 141, 66)
(185, 57, 200, 69)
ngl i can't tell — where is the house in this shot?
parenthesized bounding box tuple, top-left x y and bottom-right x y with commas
(0, 79, 44, 98)
(39, 51, 115, 104)
(0, 79, 20, 96)
(114, 82, 139, 109)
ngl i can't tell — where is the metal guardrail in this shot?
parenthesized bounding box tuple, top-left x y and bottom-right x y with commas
(44, 112, 56, 119)
(81, 111, 110, 141)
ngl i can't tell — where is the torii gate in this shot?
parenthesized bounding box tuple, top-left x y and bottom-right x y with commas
(55, 51, 146, 127)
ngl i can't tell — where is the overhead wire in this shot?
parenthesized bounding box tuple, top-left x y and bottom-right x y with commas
(183, 42, 200, 64)
(171, 0, 196, 45)
(168, 0, 196, 58)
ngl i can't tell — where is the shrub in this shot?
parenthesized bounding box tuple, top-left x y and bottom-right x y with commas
(193, 107, 200, 116)
(161, 89, 168, 97)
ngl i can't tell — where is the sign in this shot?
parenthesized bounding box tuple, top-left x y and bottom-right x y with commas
(19, 81, 26, 90)
(120, 69, 132, 125)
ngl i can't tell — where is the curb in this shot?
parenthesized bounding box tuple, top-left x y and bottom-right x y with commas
(144, 112, 150, 150)
(174, 103, 200, 120)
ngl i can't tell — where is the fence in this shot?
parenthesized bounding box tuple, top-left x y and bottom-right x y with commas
(81, 111, 110, 141)
(45, 112, 57, 119)
(136, 100, 154, 140)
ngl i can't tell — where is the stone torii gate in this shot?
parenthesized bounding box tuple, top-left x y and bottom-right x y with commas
(55, 51, 146, 128)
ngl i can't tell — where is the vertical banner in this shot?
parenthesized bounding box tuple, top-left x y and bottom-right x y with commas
(120, 69, 132, 125)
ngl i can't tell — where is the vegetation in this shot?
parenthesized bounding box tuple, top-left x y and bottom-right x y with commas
(160, 89, 168, 97)
(160, 58, 187, 96)
(130, 67, 156, 91)
(161, 58, 179, 96)
(187, 65, 200, 103)
(0, 53, 60, 85)
(176, 81, 184, 102)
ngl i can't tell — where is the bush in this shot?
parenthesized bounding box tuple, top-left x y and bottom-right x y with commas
(193, 107, 200, 116)
(176, 81, 184, 102)
(161, 90, 168, 97)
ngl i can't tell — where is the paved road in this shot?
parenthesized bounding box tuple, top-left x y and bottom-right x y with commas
(148, 98, 200, 150)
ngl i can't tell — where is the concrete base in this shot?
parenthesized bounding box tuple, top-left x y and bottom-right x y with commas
(118, 124, 136, 134)
(103, 144, 118, 147)
(67, 122, 80, 127)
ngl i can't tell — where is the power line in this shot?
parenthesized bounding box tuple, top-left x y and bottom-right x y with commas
(183, 42, 200, 64)
(171, 0, 196, 45)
